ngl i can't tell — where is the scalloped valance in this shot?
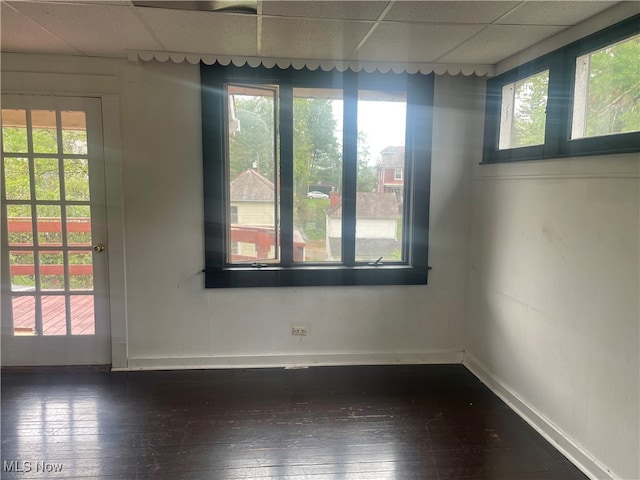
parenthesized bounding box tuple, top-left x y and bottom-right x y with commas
(128, 51, 494, 77)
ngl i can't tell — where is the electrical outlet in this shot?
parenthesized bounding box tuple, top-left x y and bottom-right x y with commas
(292, 326, 308, 336)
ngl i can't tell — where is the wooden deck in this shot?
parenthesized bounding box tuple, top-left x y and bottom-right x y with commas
(11, 294, 95, 336)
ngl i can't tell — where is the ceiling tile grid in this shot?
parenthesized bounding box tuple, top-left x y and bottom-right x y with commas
(0, 3, 81, 56)
(261, 16, 373, 60)
(0, 0, 625, 69)
(495, 1, 622, 25)
(352, 22, 485, 63)
(136, 8, 258, 56)
(437, 24, 567, 64)
(10, 1, 163, 57)
(383, 1, 521, 24)
(261, 1, 387, 21)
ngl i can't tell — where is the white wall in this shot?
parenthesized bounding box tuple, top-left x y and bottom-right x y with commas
(118, 61, 476, 368)
(465, 154, 640, 479)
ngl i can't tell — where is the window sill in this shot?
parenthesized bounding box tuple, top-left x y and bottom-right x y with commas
(204, 265, 431, 288)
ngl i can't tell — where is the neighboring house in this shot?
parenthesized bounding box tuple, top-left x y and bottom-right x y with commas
(230, 168, 276, 227)
(230, 169, 305, 261)
(377, 146, 404, 201)
(325, 192, 399, 261)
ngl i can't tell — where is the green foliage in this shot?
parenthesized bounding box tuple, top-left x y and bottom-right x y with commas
(512, 71, 549, 148)
(295, 198, 330, 241)
(3, 119, 94, 289)
(228, 94, 276, 180)
(357, 132, 377, 192)
(586, 35, 640, 136)
(2, 127, 28, 153)
(3, 157, 31, 200)
(292, 97, 342, 206)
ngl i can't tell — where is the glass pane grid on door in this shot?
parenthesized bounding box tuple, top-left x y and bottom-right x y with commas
(2, 107, 95, 337)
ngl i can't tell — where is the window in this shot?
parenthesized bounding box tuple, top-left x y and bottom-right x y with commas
(230, 206, 238, 224)
(483, 14, 640, 163)
(498, 70, 549, 150)
(201, 65, 433, 288)
(571, 33, 640, 139)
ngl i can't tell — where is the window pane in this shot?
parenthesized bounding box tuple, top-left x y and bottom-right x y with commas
(61, 111, 88, 154)
(40, 251, 65, 291)
(499, 70, 549, 149)
(67, 205, 92, 246)
(293, 88, 343, 263)
(37, 205, 62, 246)
(34, 158, 60, 200)
(70, 295, 95, 335)
(9, 251, 35, 292)
(41, 295, 66, 336)
(356, 90, 406, 262)
(227, 84, 279, 264)
(31, 110, 58, 154)
(64, 158, 90, 201)
(572, 34, 640, 139)
(7, 205, 33, 246)
(12, 296, 36, 336)
(2, 109, 28, 153)
(3, 157, 31, 200)
(69, 251, 93, 291)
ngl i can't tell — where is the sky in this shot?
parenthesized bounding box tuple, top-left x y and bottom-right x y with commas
(331, 99, 407, 165)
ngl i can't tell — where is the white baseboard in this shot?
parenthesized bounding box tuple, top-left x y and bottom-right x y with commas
(463, 353, 618, 480)
(116, 350, 464, 371)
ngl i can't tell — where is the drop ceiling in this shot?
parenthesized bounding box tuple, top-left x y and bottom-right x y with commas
(0, 1, 631, 67)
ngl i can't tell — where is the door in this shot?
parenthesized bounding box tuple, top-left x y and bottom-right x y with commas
(1, 95, 110, 366)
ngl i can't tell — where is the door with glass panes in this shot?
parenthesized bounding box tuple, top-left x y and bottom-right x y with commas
(1, 95, 110, 366)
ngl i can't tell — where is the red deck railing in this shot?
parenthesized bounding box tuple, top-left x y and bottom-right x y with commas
(7, 217, 93, 276)
(229, 225, 306, 262)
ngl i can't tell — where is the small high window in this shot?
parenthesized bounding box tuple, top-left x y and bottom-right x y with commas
(571, 33, 640, 140)
(483, 14, 639, 164)
(498, 70, 549, 150)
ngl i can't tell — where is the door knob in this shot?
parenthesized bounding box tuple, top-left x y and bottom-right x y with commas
(93, 243, 105, 253)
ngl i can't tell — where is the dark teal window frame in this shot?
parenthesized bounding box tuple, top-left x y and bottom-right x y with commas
(482, 14, 640, 164)
(201, 64, 434, 288)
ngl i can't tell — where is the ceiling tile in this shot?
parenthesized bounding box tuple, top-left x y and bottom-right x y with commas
(496, 1, 619, 26)
(262, 1, 387, 20)
(437, 25, 566, 64)
(11, 2, 163, 57)
(261, 17, 373, 59)
(384, 1, 520, 24)
(1, 3, 81, 56)
(138, 9, 257, 56)
(353, 22, 484, 63)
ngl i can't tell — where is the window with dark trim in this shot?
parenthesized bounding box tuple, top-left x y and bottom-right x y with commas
(201, 64, 433, 288)
(483, 14, 640, 164)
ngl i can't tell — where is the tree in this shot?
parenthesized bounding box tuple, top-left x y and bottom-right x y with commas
(357, 132, 377, 192)
(293, 97, 341, 195)
(511, 71, 548, 148)
(585, 35, 640, 136)
(228, 94, 276, 180)
(2, 119, 93, 290)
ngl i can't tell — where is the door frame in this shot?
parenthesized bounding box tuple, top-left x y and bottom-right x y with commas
(1, 61, 128, 369)
(1, 95, 111, 365)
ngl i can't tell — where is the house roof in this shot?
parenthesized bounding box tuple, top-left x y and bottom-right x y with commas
(379, 146, 405, 169)
(327, 192, 398, 219)
(230, 169, 274, 202)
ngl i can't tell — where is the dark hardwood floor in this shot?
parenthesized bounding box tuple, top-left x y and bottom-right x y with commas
(1, 365, 587, 480)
